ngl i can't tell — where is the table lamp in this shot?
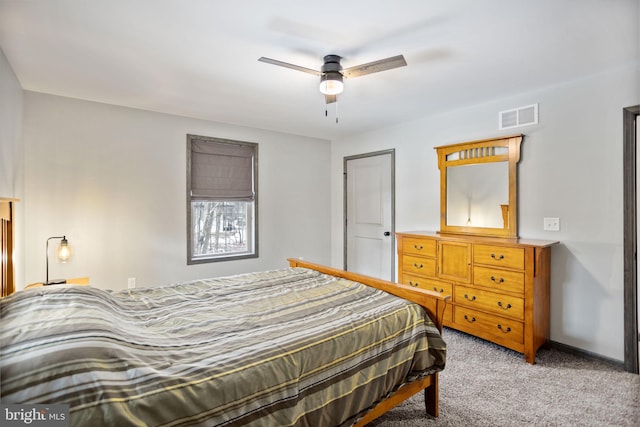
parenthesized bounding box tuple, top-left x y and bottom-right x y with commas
(45, 235, 72, 285)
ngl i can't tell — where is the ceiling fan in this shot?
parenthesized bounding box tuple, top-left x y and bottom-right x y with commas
(258, 54, 407, 104)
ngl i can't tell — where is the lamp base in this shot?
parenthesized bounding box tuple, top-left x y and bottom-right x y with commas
(44, 279, 67, 286)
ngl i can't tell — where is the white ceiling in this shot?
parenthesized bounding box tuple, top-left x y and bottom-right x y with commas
(0, 0, 637, 140)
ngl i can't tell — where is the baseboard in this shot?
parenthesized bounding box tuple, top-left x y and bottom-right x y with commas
(549, 340, 625, 369)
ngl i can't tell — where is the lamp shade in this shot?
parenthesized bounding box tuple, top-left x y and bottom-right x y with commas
(57, 237, 72, 263)
(319, 72, 344, 95)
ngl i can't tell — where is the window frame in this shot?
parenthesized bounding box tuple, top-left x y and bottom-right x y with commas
(186, 134, 259, 264)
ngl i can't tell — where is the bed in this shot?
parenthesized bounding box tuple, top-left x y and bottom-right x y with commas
(1, 259, 449, 426)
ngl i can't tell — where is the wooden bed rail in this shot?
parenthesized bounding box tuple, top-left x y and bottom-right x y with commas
(287, 258, 450, 333)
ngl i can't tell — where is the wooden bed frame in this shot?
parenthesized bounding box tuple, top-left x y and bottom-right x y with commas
(287, 258, 450, 425)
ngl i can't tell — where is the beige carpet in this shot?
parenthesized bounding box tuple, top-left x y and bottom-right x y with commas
(369, 328, 640, 426)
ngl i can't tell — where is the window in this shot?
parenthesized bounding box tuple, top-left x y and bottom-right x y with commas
(187, 135, 258, 264)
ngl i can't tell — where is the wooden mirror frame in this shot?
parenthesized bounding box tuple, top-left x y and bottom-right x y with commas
(435, 135, 522, 238)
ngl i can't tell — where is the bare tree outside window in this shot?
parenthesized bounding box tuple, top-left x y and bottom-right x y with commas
(191, 201, 250, 256)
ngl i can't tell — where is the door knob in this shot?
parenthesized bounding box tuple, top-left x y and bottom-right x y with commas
(383, 231, 391, 236)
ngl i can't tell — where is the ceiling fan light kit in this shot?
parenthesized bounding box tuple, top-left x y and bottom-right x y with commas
(318, 54, 344, 95)
(319, 72, 343, 95)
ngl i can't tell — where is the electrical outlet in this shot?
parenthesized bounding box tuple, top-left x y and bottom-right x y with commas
(127, 277, 136, 289)
(543, 217, 560, 231)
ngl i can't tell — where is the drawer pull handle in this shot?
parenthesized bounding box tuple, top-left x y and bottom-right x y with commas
(433, 287, 444, 292)
(464, 315, 476, 323)
(490, 276, 505, 284)
(413, 244, 423, 250)
(497, 324, 512, 333)
(497, 301, 512, 310)
(409, 281, 419, 287)
(413, 263, 423, 269)
(464, 294, 476, 302)
(491, 253, 505, 261)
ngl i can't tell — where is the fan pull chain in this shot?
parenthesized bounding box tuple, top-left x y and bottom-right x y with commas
(324, 99, 339, 124)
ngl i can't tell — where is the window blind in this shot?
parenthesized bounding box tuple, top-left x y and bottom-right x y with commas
(190, 139, 255, 201)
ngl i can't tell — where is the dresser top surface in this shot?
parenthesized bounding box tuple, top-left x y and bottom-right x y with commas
(396, 230, 559, 248)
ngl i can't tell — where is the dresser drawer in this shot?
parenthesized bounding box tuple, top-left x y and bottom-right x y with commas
(402, 237, 437, 257)
(473, 266, 524, 294)
(473, 244, 525, 270)
(454, 285, 524, 320)
(402, 275, 452, 294)
(400, 275, 453, 324)
(453, 306, 524, 345)
(402, 255, 437, 277)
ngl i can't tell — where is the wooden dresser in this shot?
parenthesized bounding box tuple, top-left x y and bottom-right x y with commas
(397, 231, 557, 364)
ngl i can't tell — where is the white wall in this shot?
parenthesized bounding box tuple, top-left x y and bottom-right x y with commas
(0, 48, 25, 288)
(330, 64, 640, 362)
(22, 92, 331, 290)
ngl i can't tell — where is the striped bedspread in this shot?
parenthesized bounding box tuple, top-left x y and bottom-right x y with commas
(1, 267, 446, 427)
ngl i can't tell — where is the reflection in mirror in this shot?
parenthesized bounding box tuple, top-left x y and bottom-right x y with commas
(446, 162, 509, 228)
(436, 134, 522, 238)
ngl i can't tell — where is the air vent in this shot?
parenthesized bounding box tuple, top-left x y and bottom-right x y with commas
(499, 104, 538, 130)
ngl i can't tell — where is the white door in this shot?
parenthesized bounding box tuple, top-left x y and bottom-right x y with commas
(345, 151, 394, 281)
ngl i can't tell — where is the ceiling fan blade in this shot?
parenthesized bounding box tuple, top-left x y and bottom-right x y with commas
(342, 55, 407, 78)
(258, 57, 321, 76)
(325, 94, 337, 104)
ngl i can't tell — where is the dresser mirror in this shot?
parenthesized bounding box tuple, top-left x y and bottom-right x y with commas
(435, 135, 522, 238)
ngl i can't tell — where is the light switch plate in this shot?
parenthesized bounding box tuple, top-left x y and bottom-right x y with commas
(543, 217, 560, 231)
